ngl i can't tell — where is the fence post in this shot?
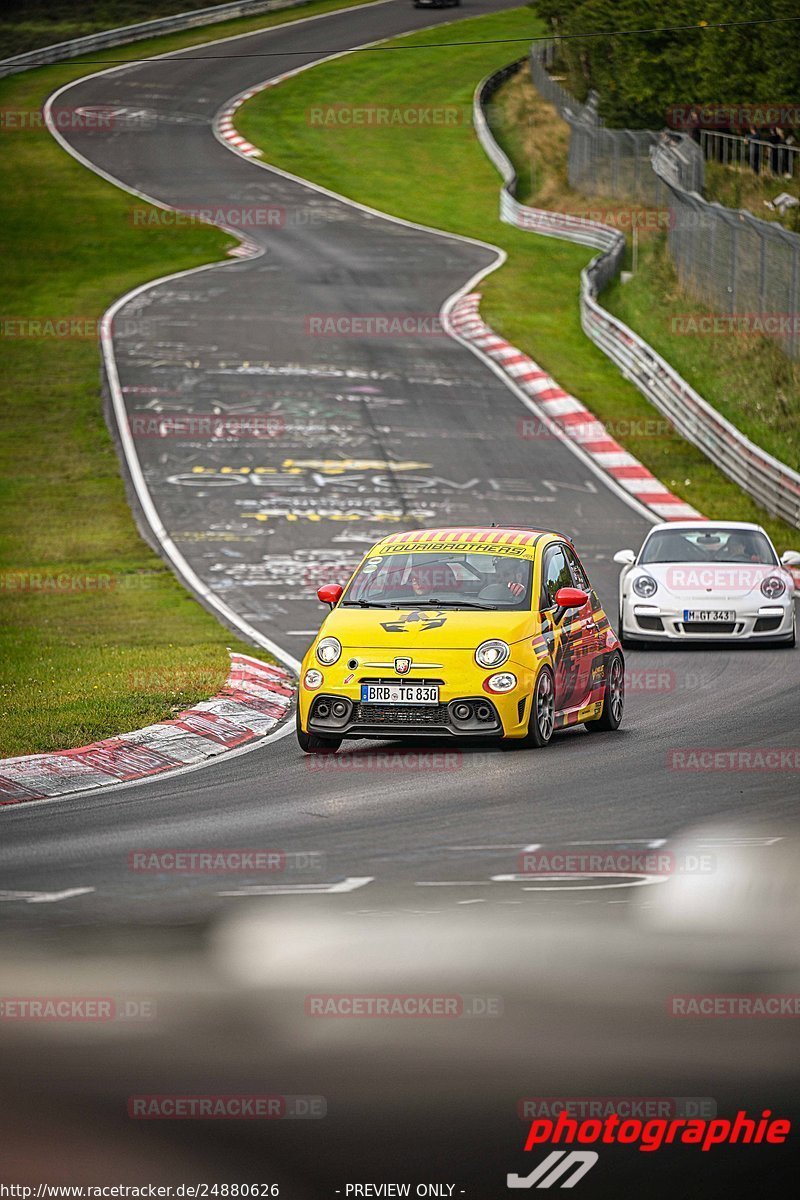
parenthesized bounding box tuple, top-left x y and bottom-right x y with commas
(627, 130, 639, 198)
(729, 221, 738, 313)
(791, 244, 799, 360)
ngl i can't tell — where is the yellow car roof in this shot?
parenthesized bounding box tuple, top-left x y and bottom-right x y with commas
(369, 527, 568, 562)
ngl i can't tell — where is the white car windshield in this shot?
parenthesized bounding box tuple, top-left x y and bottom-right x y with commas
(640, 528, 776, 565)
(342, 550, 533, 610)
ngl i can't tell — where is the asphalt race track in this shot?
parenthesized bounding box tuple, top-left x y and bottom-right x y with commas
(1, 4, 799, 1192)
(2, 0, 798, 913)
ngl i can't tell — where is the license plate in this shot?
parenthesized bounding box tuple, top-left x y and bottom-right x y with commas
(683, 609, 735, 622)
(361, 684, 439, 705)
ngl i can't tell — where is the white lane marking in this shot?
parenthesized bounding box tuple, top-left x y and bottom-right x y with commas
(416, 873, 670, 892)
(416, 881, 494, 886)
(0, 888, 95, 903)
(219, 875, 374, 896)
(495, 871, 669, 890)
(520, 839, 665, 851)
(520, 878, 669, 891)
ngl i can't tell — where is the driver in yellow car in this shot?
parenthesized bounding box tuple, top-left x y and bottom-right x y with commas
(496, 556, 527, 598)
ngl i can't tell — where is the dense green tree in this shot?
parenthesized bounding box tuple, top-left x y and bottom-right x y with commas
(535, 0, 800, 128)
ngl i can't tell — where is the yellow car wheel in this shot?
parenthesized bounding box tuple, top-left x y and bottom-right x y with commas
(585, 653, 624, 733)
(503, 666, 554, 749)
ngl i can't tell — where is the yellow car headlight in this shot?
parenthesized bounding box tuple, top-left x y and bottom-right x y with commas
(315, 636, 341, 666)
(475, 639, 510, 669)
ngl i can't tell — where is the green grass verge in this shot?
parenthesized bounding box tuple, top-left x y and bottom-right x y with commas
(704, 160, 800, 235)
(235, 13, 800, 557)
(0, 0, 380, 757)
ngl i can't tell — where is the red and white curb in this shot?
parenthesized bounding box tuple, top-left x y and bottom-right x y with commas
(227, 235, 262, 258)
(0, 654, 294, 806)
(449, 293, 704, 523)
(216, 89, 266, 157)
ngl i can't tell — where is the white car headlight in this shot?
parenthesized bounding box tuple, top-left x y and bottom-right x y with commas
(761, 575, 786, 599)
(475, 639, 510, 669)
(632, 575, 658, 599)
(315, 636, 342, 666)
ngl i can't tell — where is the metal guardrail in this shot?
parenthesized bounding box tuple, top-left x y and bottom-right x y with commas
(0, 0, 308, 79)
(474, 64, 800, 529)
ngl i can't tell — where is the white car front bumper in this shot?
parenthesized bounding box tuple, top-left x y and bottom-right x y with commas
(622, 596, 795, 642)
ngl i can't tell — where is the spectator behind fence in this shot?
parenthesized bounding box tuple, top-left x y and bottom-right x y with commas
(770, 127, 783, 176)
(745, 126, 761, 174)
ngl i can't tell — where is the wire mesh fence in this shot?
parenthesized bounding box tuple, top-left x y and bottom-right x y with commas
(651, 142, 800, 361)
(531, 43, 800, 360)
(529, 43, 701, 204)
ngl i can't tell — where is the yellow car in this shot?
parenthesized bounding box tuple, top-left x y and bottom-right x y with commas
(296, 526, 624, 752)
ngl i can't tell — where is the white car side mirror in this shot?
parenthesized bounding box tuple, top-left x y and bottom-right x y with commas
(613, 549, 636, 566)
(780, 550, 800, 566)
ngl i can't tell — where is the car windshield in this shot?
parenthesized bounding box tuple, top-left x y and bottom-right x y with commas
(640, 528, 776, 565)
(342, 549, 533, 610)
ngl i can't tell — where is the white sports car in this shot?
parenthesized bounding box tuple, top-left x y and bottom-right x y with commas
(614, 522, 799, 647)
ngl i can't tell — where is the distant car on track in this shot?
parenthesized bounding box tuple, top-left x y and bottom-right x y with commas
(413, 0, 460, 7)
(297, 525, 624, 753)
(614, 521, 799, 648)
